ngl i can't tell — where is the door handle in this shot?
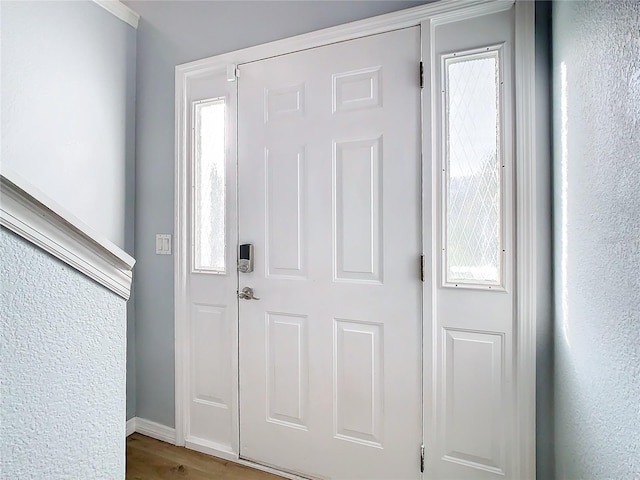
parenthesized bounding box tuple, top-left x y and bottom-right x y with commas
(238, 286, 260, 300)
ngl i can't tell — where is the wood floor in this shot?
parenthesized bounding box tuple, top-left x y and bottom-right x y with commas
(126, 433, 285, 480)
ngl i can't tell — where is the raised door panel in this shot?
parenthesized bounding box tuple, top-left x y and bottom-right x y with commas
(333, 67, 382, 113)
(265, 147, 307, 279)
(266, 84, 305, 122)
(442, 329, 505, 475)
(334, 319, 384, 447)
(333, 137, 383, 284)
(190, 304, 233, 447)
(266, 313, 309, 430)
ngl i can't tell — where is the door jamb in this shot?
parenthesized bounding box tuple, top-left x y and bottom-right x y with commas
(174, 2, 536, 478)
(513, 2, 537, 477)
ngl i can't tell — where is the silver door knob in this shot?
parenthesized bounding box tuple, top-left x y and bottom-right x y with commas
(238, 286, 260, 300)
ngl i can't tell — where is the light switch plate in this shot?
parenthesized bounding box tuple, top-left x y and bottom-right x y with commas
(156, 234, 172, 255)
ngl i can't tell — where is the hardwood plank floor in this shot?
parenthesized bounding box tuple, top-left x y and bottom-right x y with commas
(126, 433, 285, 480)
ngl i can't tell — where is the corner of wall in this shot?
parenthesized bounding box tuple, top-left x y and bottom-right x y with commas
(533, 1, 555, 478)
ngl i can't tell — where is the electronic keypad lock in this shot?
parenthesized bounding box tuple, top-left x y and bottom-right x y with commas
(238, 244, 254, 273)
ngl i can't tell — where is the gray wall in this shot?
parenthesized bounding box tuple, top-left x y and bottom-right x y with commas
(0, 229, 127, 479)
(0, 0, 138, 421)
(535, 2, 554, 478)
(552, 1, 640, 478)
(124, 0, 430, 427)
(1, 1, 136, 250)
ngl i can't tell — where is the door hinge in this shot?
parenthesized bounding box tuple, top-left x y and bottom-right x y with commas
(227, 63, 239, 82)
(420, 444, 425, 473)
(420, 61, 424, 89)
(420, 255, 425, 282)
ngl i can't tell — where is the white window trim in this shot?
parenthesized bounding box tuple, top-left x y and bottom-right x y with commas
(440, 45, 508, 291)
(190, 97, 228, 275)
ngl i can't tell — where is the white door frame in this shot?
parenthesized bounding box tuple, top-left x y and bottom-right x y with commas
(174, 1, 536, 478)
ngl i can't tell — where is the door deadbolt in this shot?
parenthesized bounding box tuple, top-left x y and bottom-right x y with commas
(238, 244, 254, 273)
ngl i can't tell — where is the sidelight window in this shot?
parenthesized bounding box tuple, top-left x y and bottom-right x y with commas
(443, 49, 503, 287)
(192, 98, 227, 274)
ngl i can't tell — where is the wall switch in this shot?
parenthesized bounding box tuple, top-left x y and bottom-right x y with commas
(156, 234, 172, 255)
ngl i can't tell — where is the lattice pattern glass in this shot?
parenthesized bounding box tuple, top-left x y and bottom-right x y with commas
(445, 53, 501, 285)
(193, 98, 226, 273)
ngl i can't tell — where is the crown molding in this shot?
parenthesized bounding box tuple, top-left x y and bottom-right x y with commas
(92, 0, 139, 29)
(0, 168, 135, 300)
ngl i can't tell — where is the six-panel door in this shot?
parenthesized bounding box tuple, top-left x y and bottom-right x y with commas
(238, 27, 423, 479)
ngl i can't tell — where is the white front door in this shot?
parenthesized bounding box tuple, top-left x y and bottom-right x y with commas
(238, 28, 422, 479)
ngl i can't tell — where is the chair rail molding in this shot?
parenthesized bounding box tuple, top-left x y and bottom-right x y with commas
(0, 168, 135, 300)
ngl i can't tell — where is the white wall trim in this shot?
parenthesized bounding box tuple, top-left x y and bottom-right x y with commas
(92, 0, 139, 29)
(514, 1, 537, 479)
(0, 169, 135, 300)
(134, 417, 177, 445)
(126, 418, 136, 437)
(173, 64, 188, 448)
(127, 420, 316, 480)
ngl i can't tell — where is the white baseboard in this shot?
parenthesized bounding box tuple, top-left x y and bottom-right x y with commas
(126, 418, 136, 437)
(126, 417, 176, 445)
(135, 417, 177, 444)
(127, 422, 306, 480)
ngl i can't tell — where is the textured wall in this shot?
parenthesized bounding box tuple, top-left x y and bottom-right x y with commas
(553, 1, 640, 478)
(123, 0, 431, 428)
(0, 0, 138, 421)
(0, 229, 126, 479)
